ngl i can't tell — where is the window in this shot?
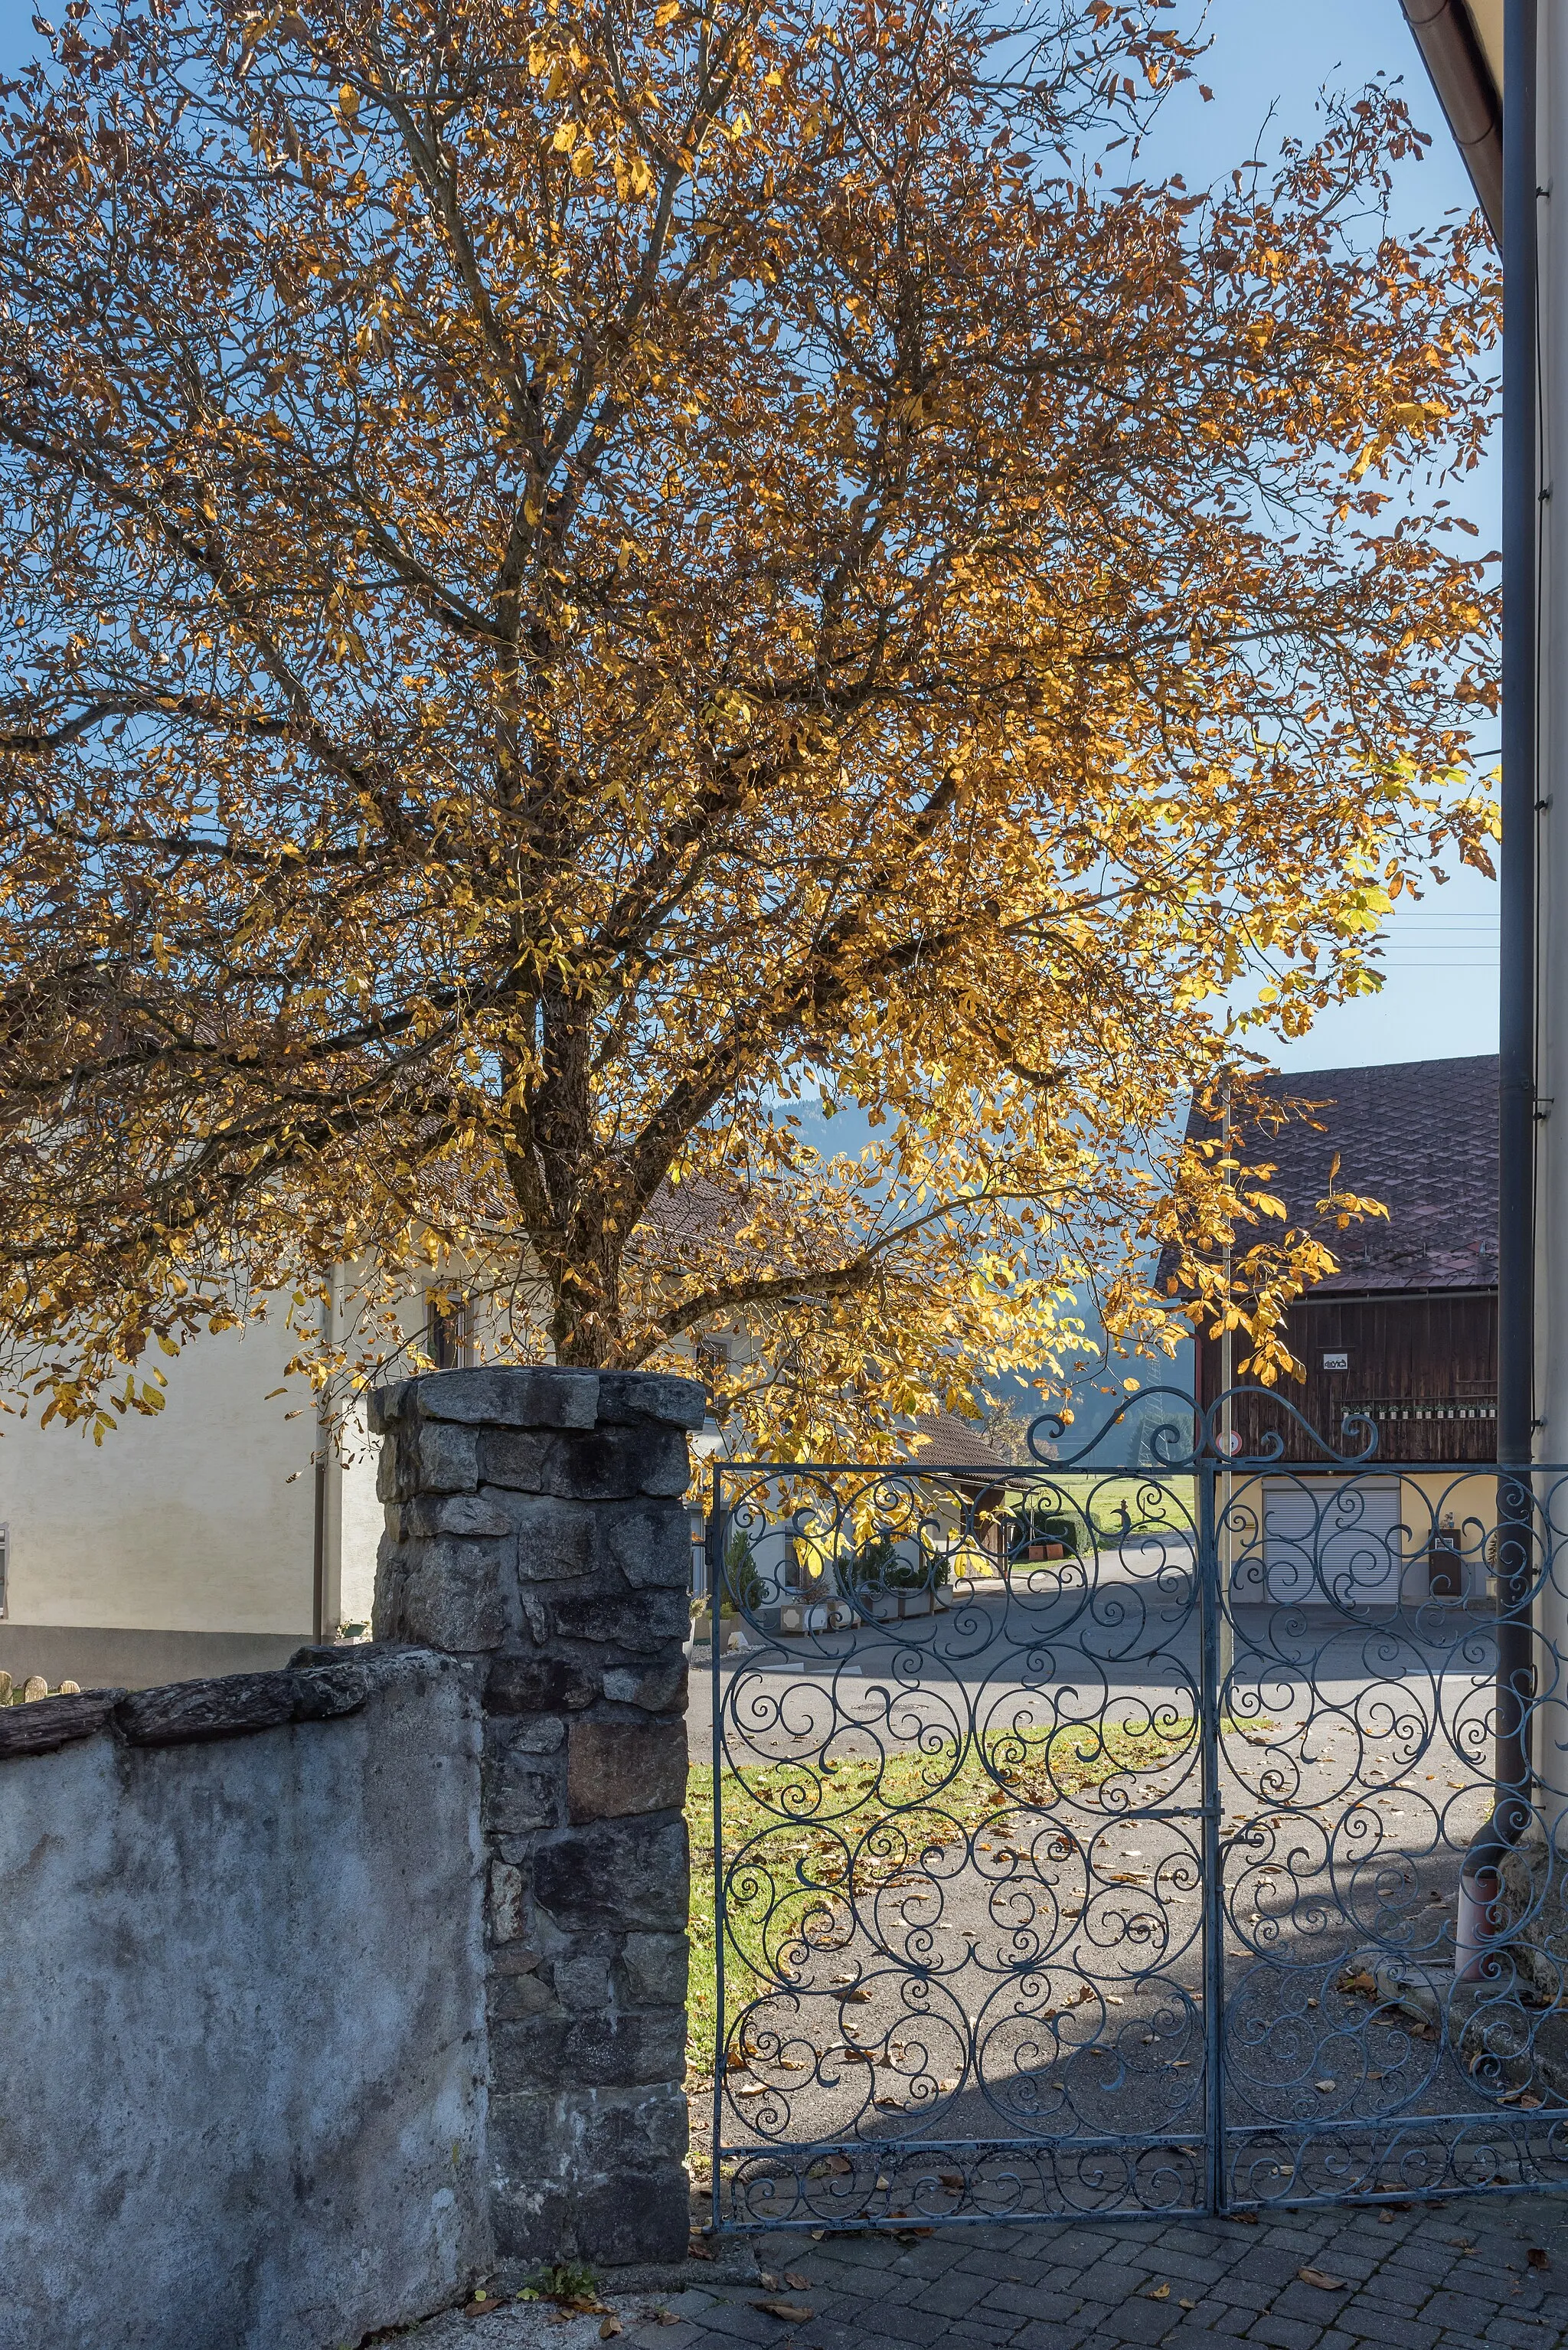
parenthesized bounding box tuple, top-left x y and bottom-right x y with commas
(424, 1290, 472, 1371)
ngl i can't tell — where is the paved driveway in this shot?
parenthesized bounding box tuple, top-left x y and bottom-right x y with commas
(398, 2189, 1567, 2349)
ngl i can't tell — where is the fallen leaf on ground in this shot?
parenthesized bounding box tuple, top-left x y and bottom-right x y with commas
(1145, 2282, 1171, 2300)
(784, 2273, 811, 2289)
(688, 2237, 716, 2261)
(756, 2301, 815, 2322)
(1298, 2269, 1345, 2292)
(599, 2321, 623, 2340)
(1529, 2247, 1550, 2270)
(1179, 2299, 1196, 2311)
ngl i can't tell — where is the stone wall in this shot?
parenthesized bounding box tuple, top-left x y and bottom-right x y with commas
(0, 1365, 700, 2348)
(1498, 1829, 1568, 2003)
(371, 1365, 701, 2266)
(0, 1646, 489, 2350)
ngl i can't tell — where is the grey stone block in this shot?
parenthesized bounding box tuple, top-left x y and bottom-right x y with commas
(116, 1672, 297, 1746)
(492, 2006, 685, 2090)
(577, 2164, 691, 2263)
(489, 1714, 565, 1756)
(622, 1930, 690, 2006)
(402, 1490, 514, 1539)
(486, 1652, 599, 1713)
(478, 1427, 554, 1491)
(568, 1718, 688, 1822)
(485, 1750, 563, 1835)
(414, 1367, 600, 1428)
(553, 1943, 615, 2010)
(509, 1492, 601, 1580)
(366, 1379, 410, 1434)
(381, 1538, 511, 1652)
(491, 2079, 688, 2176)
(492, 2095, 688, 2260)
(540, 1425, 691, 1502)
(603, 1660, 689, 1713)
(534, 1812, 689, 1932)
(290, 1660, 374, 1721)
(401, 1419, 479, 1494)
(607, 1501, 693, 1589)
(525, 1585, 688, 1651)
(490, 1859, 526, 1943)
(488, 1967, 560, 2022)
(596, 1371, 706, 1430)
(0, 1688, 122, 1758)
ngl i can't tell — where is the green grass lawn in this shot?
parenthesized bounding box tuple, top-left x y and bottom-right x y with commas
(684, 1711, 1224, 2085)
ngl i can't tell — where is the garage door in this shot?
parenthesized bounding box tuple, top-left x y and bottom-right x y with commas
(1262, 1478, 1403, 1608)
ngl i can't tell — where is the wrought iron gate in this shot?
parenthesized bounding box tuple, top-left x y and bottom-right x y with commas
(703, 1389, 1568, 2228)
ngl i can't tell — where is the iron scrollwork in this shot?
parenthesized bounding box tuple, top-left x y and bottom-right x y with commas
(705, 1391, 1568, 2231)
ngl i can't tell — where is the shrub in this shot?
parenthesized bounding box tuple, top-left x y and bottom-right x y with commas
(721, 1526, 766, 1616)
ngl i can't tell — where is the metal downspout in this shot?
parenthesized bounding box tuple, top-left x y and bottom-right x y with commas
(1459, 0, 1538, 1979)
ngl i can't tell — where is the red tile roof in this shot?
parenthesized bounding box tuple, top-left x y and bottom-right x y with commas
(902, 1410, 1012, 1472)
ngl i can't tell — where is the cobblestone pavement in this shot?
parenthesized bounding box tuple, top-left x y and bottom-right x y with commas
(402, 2191, 1568, 2350)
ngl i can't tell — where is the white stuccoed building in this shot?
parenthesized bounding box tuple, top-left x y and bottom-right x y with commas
(0, 1303, 384, 1690)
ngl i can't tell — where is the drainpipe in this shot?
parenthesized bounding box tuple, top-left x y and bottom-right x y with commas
(1400, 1, 1504, 235)
(1459, 0, 1539, 1982)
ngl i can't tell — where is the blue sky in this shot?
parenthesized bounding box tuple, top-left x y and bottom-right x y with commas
(1140, 2, 1501, 1076)
(0, 1, 1496, 1075)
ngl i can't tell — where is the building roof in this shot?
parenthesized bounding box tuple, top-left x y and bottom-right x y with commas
(1209, 1054, 1498, 1296)
(903, 1409, 1012, 1474)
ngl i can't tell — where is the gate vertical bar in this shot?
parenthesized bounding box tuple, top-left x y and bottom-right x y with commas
(707, 1463, 727, 2232)
(1197, 1445, 1227, 2217)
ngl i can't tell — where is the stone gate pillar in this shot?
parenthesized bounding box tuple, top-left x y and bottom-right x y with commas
(368, 1365, 701, 2266)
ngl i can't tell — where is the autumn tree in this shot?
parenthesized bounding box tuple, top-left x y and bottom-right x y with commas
(0, 0, 1498, 1453)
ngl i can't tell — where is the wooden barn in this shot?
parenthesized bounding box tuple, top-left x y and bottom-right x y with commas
(1191, 1055, 1498, 1469)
